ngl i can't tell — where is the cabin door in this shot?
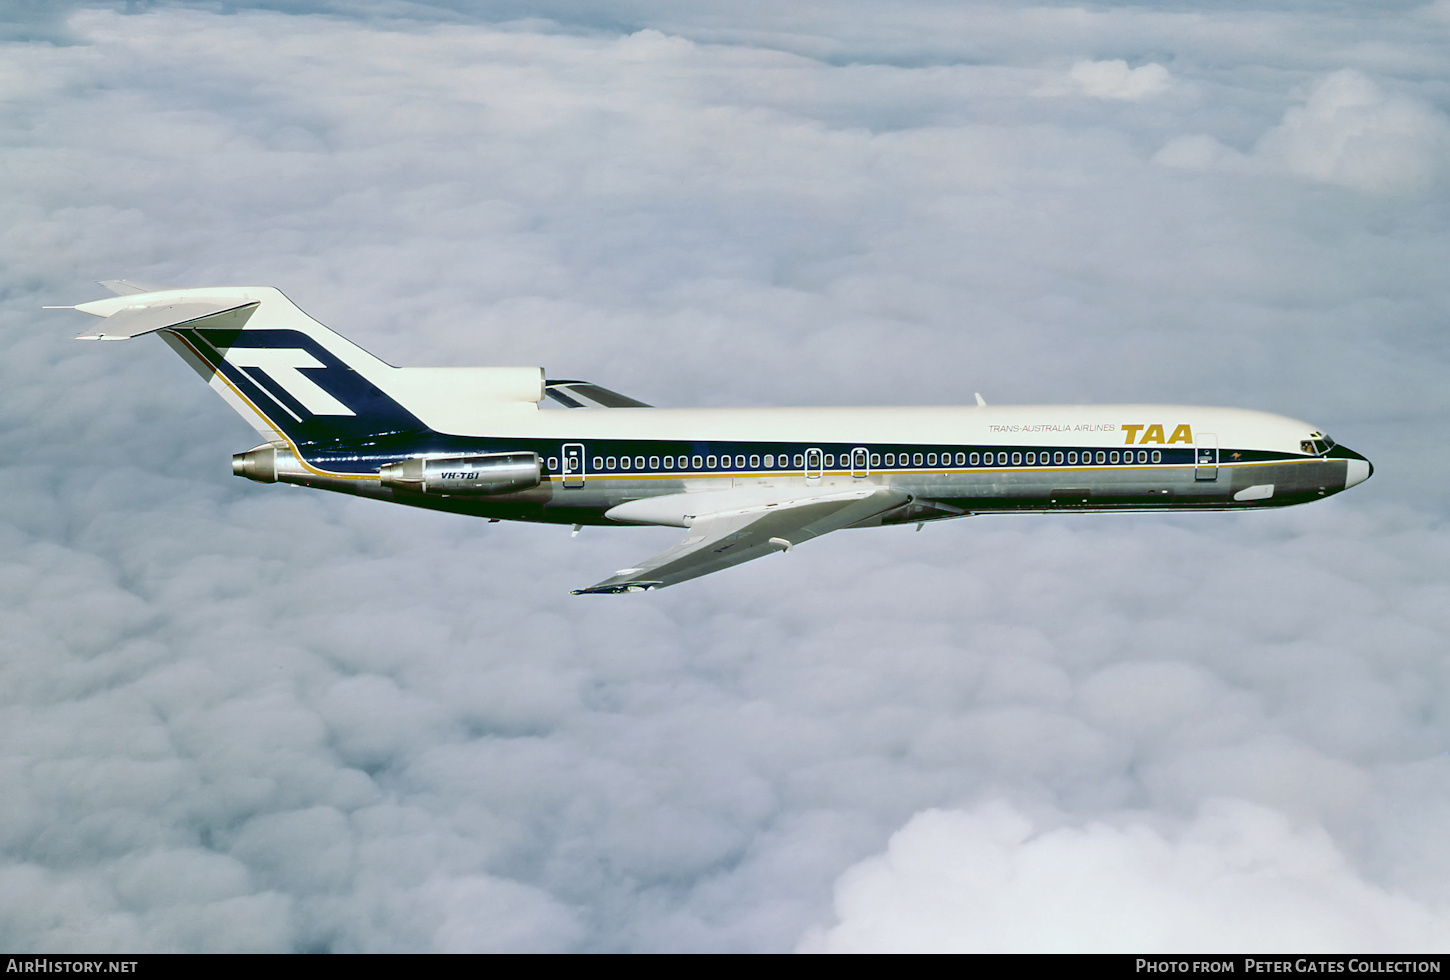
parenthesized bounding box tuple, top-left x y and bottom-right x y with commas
(1195, 434, 1218, 481)
(562, 443, 586, 488)
(804, 447, 823, 485)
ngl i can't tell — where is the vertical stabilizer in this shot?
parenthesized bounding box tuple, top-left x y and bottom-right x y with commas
(65, 285, 544, 456)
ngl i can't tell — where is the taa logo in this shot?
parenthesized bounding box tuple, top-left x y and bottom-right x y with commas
(1121, 424, 1192, 445)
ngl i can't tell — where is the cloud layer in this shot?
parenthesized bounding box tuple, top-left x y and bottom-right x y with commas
(805, 800, 1450, 953)
(1157, 68, 1450, 193)
(1, 1, 1448, 952)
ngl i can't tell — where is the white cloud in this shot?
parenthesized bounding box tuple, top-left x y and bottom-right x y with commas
(1152, 133, 1250, 172)
(1254, 69, 1450, 193)
(1157, 69, 1450, 193)
(803, 800, 1450, 953)
(1069, 59, 1171, 100)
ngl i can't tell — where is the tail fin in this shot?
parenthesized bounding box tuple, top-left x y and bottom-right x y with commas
(63, 285, 544, 454)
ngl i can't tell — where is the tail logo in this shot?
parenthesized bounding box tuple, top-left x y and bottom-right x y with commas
(222, 347, 356, 417)
(173, 327, 428, 450)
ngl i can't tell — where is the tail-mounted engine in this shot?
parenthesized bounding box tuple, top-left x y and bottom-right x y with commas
(378, 452, 543, 495)
(232, 444, 301, 483)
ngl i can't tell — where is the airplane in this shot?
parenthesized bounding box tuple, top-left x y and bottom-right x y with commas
(55, 281, 1373, 594)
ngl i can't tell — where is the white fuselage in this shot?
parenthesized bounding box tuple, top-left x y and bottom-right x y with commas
(271, 402, 1369, 526)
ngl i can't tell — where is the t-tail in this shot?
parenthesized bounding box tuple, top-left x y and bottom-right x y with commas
(59, 282, 545, 479)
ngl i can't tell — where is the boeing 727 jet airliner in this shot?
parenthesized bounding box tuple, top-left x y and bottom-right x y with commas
(58, 282, 1373, 593)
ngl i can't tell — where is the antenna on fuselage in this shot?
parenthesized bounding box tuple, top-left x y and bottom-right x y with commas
(974, 393, 987, 406)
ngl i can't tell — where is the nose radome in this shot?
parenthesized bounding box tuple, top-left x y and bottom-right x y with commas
(1340, 447, 1372, 488)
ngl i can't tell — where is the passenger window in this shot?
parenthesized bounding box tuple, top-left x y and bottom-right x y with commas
(1054, 451, 1063, 464)
(1152, 450, 1161, 463)
(635, 456, 645, 469)
(956, 452, 965, 465)
(871, 453, 880, 467)
(707, 455, 717, 468)
(970, 452, 979, 465)
(547, 457, 558, 471)
(749, 455, 759, 468)
(1026, 452, 1035, 464)
(663, 456, 673, 469)
(1096, 451, 1105, 464)
(1138, 450, 1147, 463)
(1068, 452, 1077, 464)
(648, 456, 658, 469)
(693, 455, 703, 469)
(764, 454, 774, 467)
(1110, 451, 1119, 464)
(927, 453, 937, 466)
(794, 454, 804, 467)
(914, 453, 924, 465)
(885, 453, 894, 466)
(734, 455, 744, 468)
(824, 454, 834, 467)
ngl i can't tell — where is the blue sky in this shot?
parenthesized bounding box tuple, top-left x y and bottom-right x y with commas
(1, 0, 1448, 951)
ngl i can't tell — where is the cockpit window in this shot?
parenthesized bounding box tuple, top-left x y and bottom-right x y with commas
(1300, 437, 1334, 456)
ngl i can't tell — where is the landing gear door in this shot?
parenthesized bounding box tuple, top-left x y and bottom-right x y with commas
(562, 443, 586, 488)
(1195, 433, 1218, 482)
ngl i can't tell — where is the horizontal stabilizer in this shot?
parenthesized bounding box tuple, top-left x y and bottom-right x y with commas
(73, 300, 259, 341)
(96, 279, 175, 296)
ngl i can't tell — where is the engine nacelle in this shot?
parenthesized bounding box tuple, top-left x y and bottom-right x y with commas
(379, 452, 542, 495)
(232, 443, 302, 483)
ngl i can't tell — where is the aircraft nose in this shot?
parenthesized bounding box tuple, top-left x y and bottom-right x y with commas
(1334, 445, 1373, 488)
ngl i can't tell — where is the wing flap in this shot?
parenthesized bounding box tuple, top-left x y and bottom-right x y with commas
(72, 300, 259, 341)
(573, 486, 910, 594)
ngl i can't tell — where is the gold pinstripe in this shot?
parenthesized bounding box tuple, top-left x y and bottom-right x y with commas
(169, 330, 375, 481)
(561, 457, 1318, 482)
(166, 330, 1326, 488)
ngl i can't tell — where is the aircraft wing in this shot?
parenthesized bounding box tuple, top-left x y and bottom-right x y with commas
(573, 486, 910, 593)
